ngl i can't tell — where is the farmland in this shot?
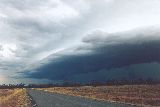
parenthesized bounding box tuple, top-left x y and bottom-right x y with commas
(0, 89, 31, 107)
(36, 85, 160, 107)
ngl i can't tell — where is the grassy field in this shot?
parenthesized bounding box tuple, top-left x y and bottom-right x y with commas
(36, 85, 160, 107)
(0, 89, 31, 107)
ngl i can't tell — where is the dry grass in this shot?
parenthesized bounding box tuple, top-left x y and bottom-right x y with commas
(0, 89, 31, 107)
(37, 85, 160, 107)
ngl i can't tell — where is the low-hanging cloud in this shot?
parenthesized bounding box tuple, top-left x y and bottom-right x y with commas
(24, 26, 160, 82)
(1, 0, 160, 83)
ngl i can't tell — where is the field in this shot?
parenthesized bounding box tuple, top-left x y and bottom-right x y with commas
(0, 89, 31, 107)
(37, 85, 160, 107)
(0, 85, 160, 107)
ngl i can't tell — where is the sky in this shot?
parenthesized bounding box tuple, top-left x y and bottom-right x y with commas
(1, 0, 160, 84)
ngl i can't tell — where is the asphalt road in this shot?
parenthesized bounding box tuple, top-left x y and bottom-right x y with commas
(27, 89, 137, 107)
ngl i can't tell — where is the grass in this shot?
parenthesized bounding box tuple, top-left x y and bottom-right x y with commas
(0, 89, 31, 107)
(36, 85, 160, 107)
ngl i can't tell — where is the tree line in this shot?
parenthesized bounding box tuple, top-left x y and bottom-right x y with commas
(0, 78, 159, 89)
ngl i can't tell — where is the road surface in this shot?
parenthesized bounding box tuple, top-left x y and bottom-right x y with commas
(27, 89, 137, 107)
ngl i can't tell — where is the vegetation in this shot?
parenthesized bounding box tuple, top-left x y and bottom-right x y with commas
(0, 79, 159, 107)
(0, 89, 31, 107)
(36, 85, 160, 107)
(0, 78, 159, 89)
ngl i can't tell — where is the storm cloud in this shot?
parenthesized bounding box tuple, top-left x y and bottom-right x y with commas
(25, 27, 160, 82)
(1, 0, 160, 83)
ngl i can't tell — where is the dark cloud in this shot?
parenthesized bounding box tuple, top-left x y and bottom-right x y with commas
(1, 0, 160, 84)
(24, 28, 160, 82)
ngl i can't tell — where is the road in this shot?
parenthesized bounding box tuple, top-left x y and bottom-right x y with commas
(27, 89, 137, 107)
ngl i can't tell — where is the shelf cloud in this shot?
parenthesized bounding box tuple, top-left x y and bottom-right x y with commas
(0, 0, 160, 83)
(24, 27, 160, 82)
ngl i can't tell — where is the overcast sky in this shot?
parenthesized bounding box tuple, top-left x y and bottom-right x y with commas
(1, 0, 160, 84)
